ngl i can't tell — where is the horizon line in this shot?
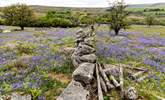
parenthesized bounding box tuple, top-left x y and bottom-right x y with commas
(0, 2, 165, 8)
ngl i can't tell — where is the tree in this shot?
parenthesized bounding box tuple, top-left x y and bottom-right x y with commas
(145, 15, 155, 27)
(2, 4, 34, 30)
(108, 1, 130, 35)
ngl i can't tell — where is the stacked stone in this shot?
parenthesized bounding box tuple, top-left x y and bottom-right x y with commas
(57, 29, 96, 100)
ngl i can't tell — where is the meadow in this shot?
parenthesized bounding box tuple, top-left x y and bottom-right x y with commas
(0, 25, 164, 99)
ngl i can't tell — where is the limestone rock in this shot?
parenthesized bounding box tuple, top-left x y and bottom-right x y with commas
(57, 80, 89, 100)
(79, 54, 97, 63)
(71, 53, 81, 68)
(71, 58, 80, 68)
(73, 63, 95, 84)
(76, 29, 87, 39)
(84, 37, 95, 47)
(76, 44, 95, 55)
(10, 93, 31, 100)
(0, 92, 31, 100)
(125, 87, 138, 100)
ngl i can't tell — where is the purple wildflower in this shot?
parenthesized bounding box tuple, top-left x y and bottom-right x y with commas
(32, 56, 43, 61)
(12, 81, 23, 90)
(38, 96, 46, 100)
(144, 58, 160, 67)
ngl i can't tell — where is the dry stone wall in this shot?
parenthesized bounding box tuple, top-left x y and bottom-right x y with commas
(57, 29, 96, 100)
(57, 28, 153, 100)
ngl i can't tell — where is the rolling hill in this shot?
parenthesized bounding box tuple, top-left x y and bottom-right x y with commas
(0, 3, 164, 14)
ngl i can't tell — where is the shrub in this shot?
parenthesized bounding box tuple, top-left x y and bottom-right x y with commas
(32, 16, 76, 28)
(0, 19, 4, 25)
(51, 18, 73, 28)
(156, 19, 165, 26)
(145, 15, 156, 26)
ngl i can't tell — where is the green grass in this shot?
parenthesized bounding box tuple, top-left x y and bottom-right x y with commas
(127, 25, 165, 37)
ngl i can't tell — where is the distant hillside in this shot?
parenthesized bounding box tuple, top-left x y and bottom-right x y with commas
(29, 5, 107, 14)
(128, 3, 165, 8)
(29, 3, 165, 13)
(0, 2, 164, 14)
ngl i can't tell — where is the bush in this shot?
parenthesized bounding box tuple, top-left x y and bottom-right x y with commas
(145, 15, 156, 26)
(32, 17, 76, 28)
(51, 18, 73, 28)
(0, 19, 4, 25)
(156, 19, 165, 26)
(32, 17, 52, 27)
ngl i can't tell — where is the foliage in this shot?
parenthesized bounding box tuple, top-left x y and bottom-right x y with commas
(0, 19, 4, 25)
(32, 10, 77, 27)
(79, 13, 96, 25)
(144, 8, 164, 12)
(28, 88, 42, 99)
(108, 2, 130, 35)
(2, 4, 35, 30)
(96, 13, 111, 24)
(32, 10, 97, 27)
(145, 15, 156, 26)
(51, 18, 73, 27)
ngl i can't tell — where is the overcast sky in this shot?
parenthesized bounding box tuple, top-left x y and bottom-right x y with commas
(0, 0, 165, 7)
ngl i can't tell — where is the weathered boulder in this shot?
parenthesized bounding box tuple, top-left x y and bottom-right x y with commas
(71, 57, 80, 68)
(57, 80, 89, 100)
(71, 53, 81, 68)
(84, 37, 95, 47)
(75, 44, 95, 55)
(71, 54, 96, 68)
(76, 29, 87, 39)
(79, 54, 97, 63)
(0, 92, 31, 100)
(11, 93, 31, 100)
(73, 63, 95, 84)
(125, 87, 138, 100)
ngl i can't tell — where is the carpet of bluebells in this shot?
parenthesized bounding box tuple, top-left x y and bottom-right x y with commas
(0, 25, 165, 99)
(0, 26, 77, 99)
(96, 25, 165, 98)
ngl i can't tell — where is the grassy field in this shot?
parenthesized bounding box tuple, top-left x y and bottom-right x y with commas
(0, 25, 164, 99)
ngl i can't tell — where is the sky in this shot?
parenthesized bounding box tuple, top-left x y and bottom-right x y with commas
(0, 0, 165, 7)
